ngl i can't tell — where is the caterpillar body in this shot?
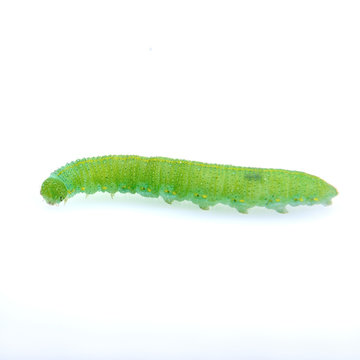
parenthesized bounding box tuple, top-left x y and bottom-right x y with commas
(40, 155, 338, 214)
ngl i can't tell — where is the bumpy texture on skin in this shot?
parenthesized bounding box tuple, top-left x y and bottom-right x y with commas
(40, 155, 338, 213)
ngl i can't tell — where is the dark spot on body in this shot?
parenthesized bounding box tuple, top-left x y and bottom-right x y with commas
(244, 172, 262, 181)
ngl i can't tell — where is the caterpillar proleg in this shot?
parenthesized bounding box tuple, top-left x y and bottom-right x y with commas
(41, 155, 338, 214)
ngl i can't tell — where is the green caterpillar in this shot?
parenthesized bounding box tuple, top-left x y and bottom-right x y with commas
(40, 155, 338, 213)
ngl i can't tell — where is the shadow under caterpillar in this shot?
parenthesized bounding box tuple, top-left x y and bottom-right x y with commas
(40, 155, 338, 214)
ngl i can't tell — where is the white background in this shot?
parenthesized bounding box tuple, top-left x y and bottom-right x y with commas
(1, 1, 359, 359)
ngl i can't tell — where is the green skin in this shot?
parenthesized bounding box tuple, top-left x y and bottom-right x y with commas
(40, 155, 338, 213)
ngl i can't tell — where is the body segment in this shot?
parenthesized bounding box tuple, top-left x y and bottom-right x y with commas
(41, 155, 338, 213)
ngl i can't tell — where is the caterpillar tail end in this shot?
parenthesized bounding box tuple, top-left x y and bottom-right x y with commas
(40, 177, 68, 205)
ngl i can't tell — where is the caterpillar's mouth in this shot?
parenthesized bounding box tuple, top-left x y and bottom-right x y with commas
(40, 177, 67, 205)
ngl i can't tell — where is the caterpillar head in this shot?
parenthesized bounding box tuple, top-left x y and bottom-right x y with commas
(40, 177, 68, 205)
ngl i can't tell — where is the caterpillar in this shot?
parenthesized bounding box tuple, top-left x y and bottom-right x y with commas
(40, 155, 338, 214)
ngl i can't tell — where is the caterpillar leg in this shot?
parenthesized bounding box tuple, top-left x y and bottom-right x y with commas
(274, 206, 288, 214)
(160, 188, 177, 205)
(236, 208, 248, 214)
(265, 199, 288, 214)
(322, 199, 332, 206)
(267, 204, 288, 214)
(199, 204, 210, 210)
(163, 197, 173, 205)
(233, 203, 250, 214)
